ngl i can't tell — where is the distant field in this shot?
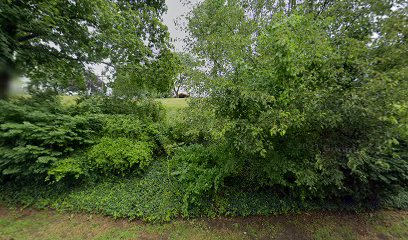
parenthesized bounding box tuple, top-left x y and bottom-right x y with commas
(59, 96, 188, 121)
(156, 98, 188, 121)
(59, 96, 188, 109)
(156, 98, 188, 110)
(60, 95, 79, 105)
(1, 208, 407, 240)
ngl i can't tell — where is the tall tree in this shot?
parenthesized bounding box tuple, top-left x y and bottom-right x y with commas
(112, 49, 179, 98)
(184, 0, 408, 201)
(0, 0, 169, 98)
(173, 52, 201, 96)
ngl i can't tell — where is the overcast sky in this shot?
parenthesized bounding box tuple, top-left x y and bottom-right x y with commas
(163, 0, 201, 52)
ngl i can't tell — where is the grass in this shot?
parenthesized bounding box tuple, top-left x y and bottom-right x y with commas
(0, 208, 407, 240)
(60, 95, 79, 105)
(59, 95, 188, 110)
(156, 98, 188, 121)
(59, 96, 189, 122)
(156, 98, 188, 110)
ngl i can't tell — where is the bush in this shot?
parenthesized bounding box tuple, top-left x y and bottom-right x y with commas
(173, 9, 408, 205)
(48, 136, 154, 181)
(383, 191, 408, 210)
(102, 115, 167, 154)
(87, 137, 153, 176)
(169, 143, 238, 213)
(72, 96, 166, 121)
(1, 162, 185, 222)
(48, 115, 164, 181)
(167, 93, 408, 209)
(0, 96, 102, 181)
(0, 94, 166, 183)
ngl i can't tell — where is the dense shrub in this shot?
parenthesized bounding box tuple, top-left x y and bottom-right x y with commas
(87, 137, 153, 175)
(0, 95, 102, 181)
(4, 160, 390, 222)
(72, 96, 166, 121)
(49, 138, 153, 181)
(0, 94, 168, 182)
(1, 0, 407, 221)
(1, 162, 185, 222)
(383, 191, 408, 210)
(102, 115, 167, 154)
(47, 113, 166, 181)
(177, 2, 408, 207)
(170, 144, 234, 212)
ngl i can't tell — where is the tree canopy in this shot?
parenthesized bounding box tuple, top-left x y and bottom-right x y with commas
(0, 0, 170, 97)
(181, 0, 408, 202)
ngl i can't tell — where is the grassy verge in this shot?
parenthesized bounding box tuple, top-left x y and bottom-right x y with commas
(156, 98, 188, 110)
(59, 96, 189, 120)
(156, 98, 188, 121)
(1, 207, 407, 240)
(59, 95, 188, 107)
(60, 95, 79, 105)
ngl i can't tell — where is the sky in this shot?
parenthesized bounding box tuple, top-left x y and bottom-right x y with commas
(163, 0, 201, 52)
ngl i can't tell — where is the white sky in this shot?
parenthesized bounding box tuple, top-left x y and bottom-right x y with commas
(163, 0, 201, 52)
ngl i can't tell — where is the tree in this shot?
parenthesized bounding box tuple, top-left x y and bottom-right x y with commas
(0, 0, 169, 98)
(173, 52, 200, 97)
(184, 0, 408, 202)
(112, 49, 179, 98)
(84, 70, 106, 95)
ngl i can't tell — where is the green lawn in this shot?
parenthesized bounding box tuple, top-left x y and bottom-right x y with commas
(156, 98, 188, 120)
(60, 95, 79, 105)
(0, 208, 407, 240)
(156, 98, 188, 110)
(59, 96, 188, 109)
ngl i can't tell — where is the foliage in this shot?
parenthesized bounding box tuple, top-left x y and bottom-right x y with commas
(183, 0, 408, 204)
(383, 191, 408, 210)
(0, 0, 169, 96)
(0, 94, 102, 180)
(0, 94, 168, 182)
(172, 52, 203, 96)
(170, 144, 235, 213)
(5, 160, 399, 223)
(86, 137, 152, 176)
(0, 0, 407, 223)
(49, 137, 154, 181)
(1, 162, 185, 222)
(72, 96, 166, 121)
(113, 49, 180, 98)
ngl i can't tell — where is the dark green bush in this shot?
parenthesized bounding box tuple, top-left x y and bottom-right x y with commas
(1, 162, 185, 222)
(171, 6, 408, 206)
(0, 94, 168, 183)
(0, 96, 102, 181)
(102, 115, 167, 154)
(49, 137, 153, 181)
(169, 143, 238, 213)
(2, 160, 377, 222)
(47, 112, 167, 181)
(383, 191, 408, 210)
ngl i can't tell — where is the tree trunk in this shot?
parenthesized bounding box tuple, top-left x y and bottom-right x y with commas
(174, 85, 180, 97)
(1, 5, 18, 100)
(0, 70, 11, 100)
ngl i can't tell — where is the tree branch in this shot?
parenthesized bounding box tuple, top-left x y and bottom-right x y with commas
(17, 33, 39, 42)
